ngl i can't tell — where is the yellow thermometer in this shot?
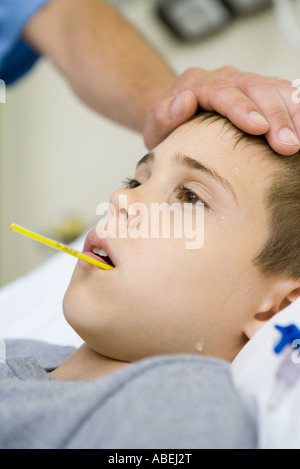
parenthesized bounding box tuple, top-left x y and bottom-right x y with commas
(10, 223, 113, 270)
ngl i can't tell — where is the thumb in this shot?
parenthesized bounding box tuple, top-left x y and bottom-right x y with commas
(143, 90, 198, 149)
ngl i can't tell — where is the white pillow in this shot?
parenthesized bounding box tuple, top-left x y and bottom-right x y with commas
(232, 297, 300, 449)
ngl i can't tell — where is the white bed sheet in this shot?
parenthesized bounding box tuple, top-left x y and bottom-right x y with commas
(0, 235, 86, 347)
(232, 298, 300, 449)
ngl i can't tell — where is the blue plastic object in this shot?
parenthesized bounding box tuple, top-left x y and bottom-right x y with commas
(274, 324, 300, 354)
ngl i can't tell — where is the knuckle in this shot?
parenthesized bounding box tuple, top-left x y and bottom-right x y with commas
(178, 67, 206, 86)
(271, 77, 293, 90)
(234, 72, 274, 90)
(243, 75, 273, 91)
(183, 66, 204, 77)
(269, 107, 290, 122)
(217, 65, 238, 76)
(211, 79, 234, 92)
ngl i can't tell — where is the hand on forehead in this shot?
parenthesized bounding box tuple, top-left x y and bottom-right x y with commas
(144, 67, 300, 156)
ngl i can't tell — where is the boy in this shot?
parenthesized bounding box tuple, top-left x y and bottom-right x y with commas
(62, 112, 300, 370)
(1, 113, 299, 449)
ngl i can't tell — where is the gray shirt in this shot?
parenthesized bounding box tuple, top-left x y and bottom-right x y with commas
(0, 339, 256, 449)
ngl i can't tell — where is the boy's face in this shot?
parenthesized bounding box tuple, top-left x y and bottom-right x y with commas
(63, 118, 275, 362)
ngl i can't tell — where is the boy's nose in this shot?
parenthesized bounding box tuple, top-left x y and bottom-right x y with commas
(110, 187, 134, 211)
(109, 187, 148, 228)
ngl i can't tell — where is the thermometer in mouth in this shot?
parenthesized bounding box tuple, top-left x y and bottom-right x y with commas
(10, 223, 114, 270)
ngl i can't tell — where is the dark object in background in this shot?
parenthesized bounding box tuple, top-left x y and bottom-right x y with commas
(156, 0, 232, 41)
(156, 0, 273, 41)
(223, 0, 272, 16)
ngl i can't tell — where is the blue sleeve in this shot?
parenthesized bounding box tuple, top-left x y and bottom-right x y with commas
(0, 0, 52, 85)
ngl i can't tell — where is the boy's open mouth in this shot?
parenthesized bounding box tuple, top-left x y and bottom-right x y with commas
(91, 247, 115, 267)
(83, 228, 116, 268)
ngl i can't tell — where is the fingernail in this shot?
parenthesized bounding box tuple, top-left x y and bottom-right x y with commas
(249, 111, 268, 126)
(278, 128, 300, 146)
(171, 93, 184, 119)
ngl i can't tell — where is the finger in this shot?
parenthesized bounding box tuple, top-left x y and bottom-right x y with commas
(150, 67, 270, 143)
(235, 74, 300, 155)
(195, 81, 270, 135)
(143, 90, 198, 149)
(273, 78, 300, 153)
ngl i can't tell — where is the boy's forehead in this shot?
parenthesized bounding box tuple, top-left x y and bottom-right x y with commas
(154, 117, 274, 206)
(164, 116, 239, 152)
(164, 116, 274, 174)
(139, 116, 274, 197)
(154, 117, 245, 168)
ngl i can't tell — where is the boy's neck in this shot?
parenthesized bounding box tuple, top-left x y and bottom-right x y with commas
(50, 343, 129, 381)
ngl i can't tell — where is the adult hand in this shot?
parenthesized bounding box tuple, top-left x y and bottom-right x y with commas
(144, 66, 300, 156)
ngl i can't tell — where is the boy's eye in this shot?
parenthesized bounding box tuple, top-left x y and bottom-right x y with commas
(122, 179, 206, 207)
(123, 177, 141, 189)
(177, 186, 204, 205)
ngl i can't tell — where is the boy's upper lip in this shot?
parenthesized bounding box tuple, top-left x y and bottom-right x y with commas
(83, 228, 116, 267)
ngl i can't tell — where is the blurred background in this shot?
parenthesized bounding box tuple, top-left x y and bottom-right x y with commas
(0, 0, 299, 286)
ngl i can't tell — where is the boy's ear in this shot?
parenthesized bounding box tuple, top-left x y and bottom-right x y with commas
(287, 286, 300, 303)
(243, 279, 300, 340)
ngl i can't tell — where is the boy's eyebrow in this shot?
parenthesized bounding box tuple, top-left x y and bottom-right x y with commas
(136, 151, 155, 167)
(173, 152, 239, 204)
(137, 151, 238, 205)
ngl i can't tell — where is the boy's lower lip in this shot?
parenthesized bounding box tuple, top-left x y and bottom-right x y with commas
(82, 228, 116, 267)
(78, 251, 113, 269)
(84, 251, 110, 264)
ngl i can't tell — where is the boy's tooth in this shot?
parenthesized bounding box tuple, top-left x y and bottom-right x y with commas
(92, 247, 107, 256)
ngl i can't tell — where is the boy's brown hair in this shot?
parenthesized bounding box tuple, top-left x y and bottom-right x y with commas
(255, 153, 300, 279)
(193, 112, 300, 280)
